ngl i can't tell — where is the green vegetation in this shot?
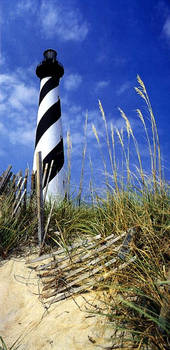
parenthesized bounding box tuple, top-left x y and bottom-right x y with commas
(0, 76, 169, 349)
(0, 336, 20, 350)
(0, 192, 37, 257)
(0, 336, 8, 350)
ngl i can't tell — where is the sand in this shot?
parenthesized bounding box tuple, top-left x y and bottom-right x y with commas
(0, 256, 114, 349)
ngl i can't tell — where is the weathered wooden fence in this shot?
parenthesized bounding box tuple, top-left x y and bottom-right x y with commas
(0, 152, 51, 245)
(27, 228, 137, 306)
(0, 165, 30, 217)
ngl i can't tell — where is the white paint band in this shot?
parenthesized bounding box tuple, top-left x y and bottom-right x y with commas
(37, 86, 59, 124)
(33, 118, 63, 170)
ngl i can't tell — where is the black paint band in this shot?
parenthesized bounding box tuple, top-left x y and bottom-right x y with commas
(39, 77, 59, 105)
(43, 139, 64, 188)
(35, 100, 61, 148)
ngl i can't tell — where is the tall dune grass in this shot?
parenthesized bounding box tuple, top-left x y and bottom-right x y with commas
(85, 76, 170, 349)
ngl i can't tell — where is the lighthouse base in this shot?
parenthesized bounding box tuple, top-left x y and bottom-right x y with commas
(44, 168, 65, 202)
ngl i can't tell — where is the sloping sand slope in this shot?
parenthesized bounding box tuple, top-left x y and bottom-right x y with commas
(0, 257, 113, 349)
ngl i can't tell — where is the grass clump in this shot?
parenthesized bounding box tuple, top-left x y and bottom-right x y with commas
(0, 190, 37, 257)
(0, 336, 8, 350)
(0, 336, 19, 350)
(85, 76, 170, 349)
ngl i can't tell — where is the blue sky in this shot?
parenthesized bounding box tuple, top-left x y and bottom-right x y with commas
(0, 0, 170, 195)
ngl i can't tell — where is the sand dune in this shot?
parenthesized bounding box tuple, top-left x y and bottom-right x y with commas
(0, 257, 113, 350)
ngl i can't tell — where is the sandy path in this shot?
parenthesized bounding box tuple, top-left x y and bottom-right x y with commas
(0, 257, 113, 350)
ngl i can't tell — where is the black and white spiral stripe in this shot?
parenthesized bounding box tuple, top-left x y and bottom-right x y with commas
(33, 76, 64, 199)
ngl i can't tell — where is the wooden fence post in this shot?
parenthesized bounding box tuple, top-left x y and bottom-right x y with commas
(0, 165, 12, 194)
(23, 168, 28, 211)
(30, 171, 36, 200)
(36, 152, 44, 245)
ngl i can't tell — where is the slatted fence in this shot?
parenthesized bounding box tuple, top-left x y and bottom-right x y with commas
(0, 156, 56, 246)
(27, 228, 136, 306)
(0, 165, 30, 217)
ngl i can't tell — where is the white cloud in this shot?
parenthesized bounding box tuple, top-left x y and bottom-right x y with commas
(0, 74, 17, 85)
(69, 104, 82, 114)
(69, 132, 84, 147)
(9, 84, 38, 110)
(116, 81, 131, 95)
(87, 109, 100, 122)
(9, 126, 35, 146)
(109, 118, 126, 131)
(0, 70, 38, 147)
(39, 1, 89, 41)
(62, 109, 83, 131)
(9, 1, 89, 42)
(64, 74, 82, 91)
(95, 80, 110, 91)
(0, 115, 36, 147)
(0, 73, 38, 111)
(0, 92, 6, 102)
(0, 103, 8, 113)
(14, 0, 37, 15)
(0, 114, 36, 146)
(163, 16, 170, 38)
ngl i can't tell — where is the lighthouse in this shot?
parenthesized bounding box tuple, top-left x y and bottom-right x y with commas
(33, 49, 65, 201)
